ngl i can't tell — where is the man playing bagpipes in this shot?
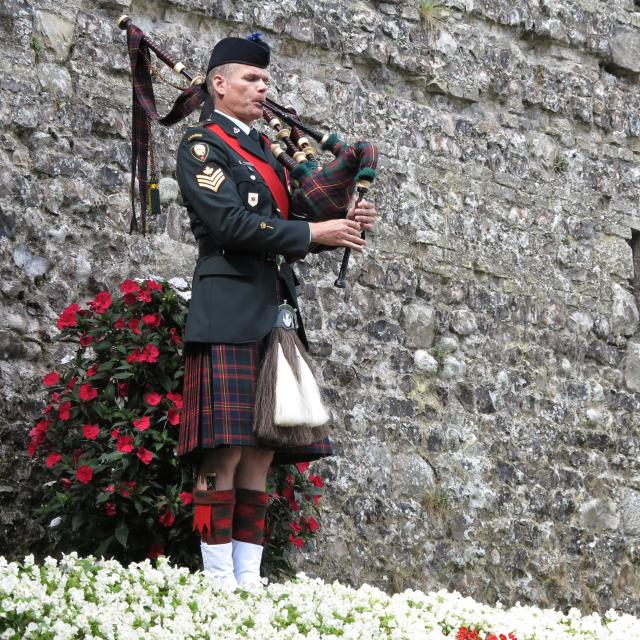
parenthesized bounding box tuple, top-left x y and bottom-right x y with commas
(118, 16, 378, 588)
(173, 35, 378, 589)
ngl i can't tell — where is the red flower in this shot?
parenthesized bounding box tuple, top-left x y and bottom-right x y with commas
(295, 462, 309, 474)
(289, 535, 303, 549)
(120, 480, 137, 497)
(127, 318, 141, 335)
(105, 503, 117, 517)
(76, 465, 93, 484)
(290, 500, 300, 511)
(43, 404, 53, 414)
(116, 435, 134, 453)
(82, 424, 100, 440)
(137, 289, 152, 303)
(30, 418, 51, 437)
(66, 376, 77, 390)
(145, 280, 162, 292)
(179, 492, 193, 505)
(61, 478, 72, 490)
(113, 318, 126, 330)
(147, 543, 165, 560)
(117, 383, 128, 397)
(127, 348, 144, 364)
(119, 279, 140, 294)
(142, 344, 159, 363)
(79, 334, 93, 348)
(50, 392, 60, 403)
(142, 313, 160, 327)
(169, 328, 182, 346)
(57, 303, 80, 329)
(159, 508, 175, 527)
(286, 473, 294, 485)
(166, 392, 183, 408)
(58, 402, 73, 421)
(45, 453, 62, 468)
(105, 484, 115, 493)
(133, 415, 150, 431)
(86, 364, 98, 378)
(43, 371, 60, 387)
(78, 384, 98, 401)
(289, 521, 302, 534)
(136, 447, 153, 465)
(110, 428, 120, 439)
(167, 408, 180, 426)
(305, 516, 319, 532)
(308, 475, 324, 488)
(312, 495, 321, 506)
(88, 291, 112, 314)
(123, 293, 137, 306)
(144, 392, 162, 407)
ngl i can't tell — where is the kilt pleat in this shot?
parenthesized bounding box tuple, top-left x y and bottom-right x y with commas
(177, 341, 333, 466)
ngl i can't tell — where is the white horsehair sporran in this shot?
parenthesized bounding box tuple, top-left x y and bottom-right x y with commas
(253, 301, 330, 446)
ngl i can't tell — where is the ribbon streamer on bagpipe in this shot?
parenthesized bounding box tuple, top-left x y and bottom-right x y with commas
(118, 15, 378, 284)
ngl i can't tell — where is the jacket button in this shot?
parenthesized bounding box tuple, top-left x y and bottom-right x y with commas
(250, 175, 256, 180)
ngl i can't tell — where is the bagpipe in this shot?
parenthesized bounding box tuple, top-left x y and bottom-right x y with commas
(117, 15, 378, 288)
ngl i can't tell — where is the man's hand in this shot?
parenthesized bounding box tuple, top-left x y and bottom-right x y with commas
(309, 219, 367, 251)
(346, 199, 377, 231)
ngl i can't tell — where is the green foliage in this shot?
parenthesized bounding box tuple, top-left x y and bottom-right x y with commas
(419, 0, 450, 34)
(30, 278, 324, 578)
(30, 36, 44, 60)
(553, 153, 569, 174)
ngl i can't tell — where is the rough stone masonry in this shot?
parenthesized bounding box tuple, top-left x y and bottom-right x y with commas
(1, 0, 640, 615)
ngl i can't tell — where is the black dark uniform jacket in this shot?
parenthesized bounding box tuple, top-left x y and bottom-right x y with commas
(176, 112, 311, 345)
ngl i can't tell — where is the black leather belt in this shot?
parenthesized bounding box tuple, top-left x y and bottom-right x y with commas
(198, 237, 278, 263)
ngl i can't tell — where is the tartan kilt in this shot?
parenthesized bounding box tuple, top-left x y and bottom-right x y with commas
(177, 340, 334, 466)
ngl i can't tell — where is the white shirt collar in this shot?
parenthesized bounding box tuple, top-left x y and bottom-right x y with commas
(215, 109, 251, 135)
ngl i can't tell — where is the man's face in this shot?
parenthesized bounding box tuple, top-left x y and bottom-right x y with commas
(213, 64, 269, 125)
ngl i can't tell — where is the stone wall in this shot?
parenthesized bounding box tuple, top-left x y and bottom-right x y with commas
(1, 0, 640, 614)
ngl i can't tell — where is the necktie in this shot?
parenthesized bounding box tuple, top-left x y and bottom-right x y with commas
(248, 128, 266, 159)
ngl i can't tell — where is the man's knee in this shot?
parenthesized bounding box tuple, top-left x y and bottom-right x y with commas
(199, 447, 243, 475)
(238, 447, 274, 473)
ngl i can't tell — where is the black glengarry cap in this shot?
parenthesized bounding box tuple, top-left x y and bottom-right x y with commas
(207, 33, 270, 72)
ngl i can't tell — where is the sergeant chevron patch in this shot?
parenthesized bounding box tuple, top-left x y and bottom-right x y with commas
(196, 167, 225, 193)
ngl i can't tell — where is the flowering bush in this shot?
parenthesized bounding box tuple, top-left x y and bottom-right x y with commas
(29, 278, 323, 576)
(265, 461, 324, 578)
(2, 554, 638, 639)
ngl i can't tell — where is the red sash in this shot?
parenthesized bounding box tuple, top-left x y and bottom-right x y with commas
(206, 124, 289, 219)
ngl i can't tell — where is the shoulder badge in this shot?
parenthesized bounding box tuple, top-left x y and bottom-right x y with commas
(188, 132, 204, 141)
(191, 143, 209, 162)
(196, 166, 225, 193)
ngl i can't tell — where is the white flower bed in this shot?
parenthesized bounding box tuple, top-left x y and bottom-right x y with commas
(0, 554, 637, 640)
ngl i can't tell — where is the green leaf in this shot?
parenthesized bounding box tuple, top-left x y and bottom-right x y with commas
(115, 520, 129, 548)
(95, 535, 114, 558)
(72, 511, 87, 532)
(157, 370, 173, 392)
(96, 492, 112, 505)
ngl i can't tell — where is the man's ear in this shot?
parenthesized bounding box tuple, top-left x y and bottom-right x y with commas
(212, 74, 226, 100)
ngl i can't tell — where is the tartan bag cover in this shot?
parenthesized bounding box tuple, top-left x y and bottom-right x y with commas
(292, 139, 378, 221)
